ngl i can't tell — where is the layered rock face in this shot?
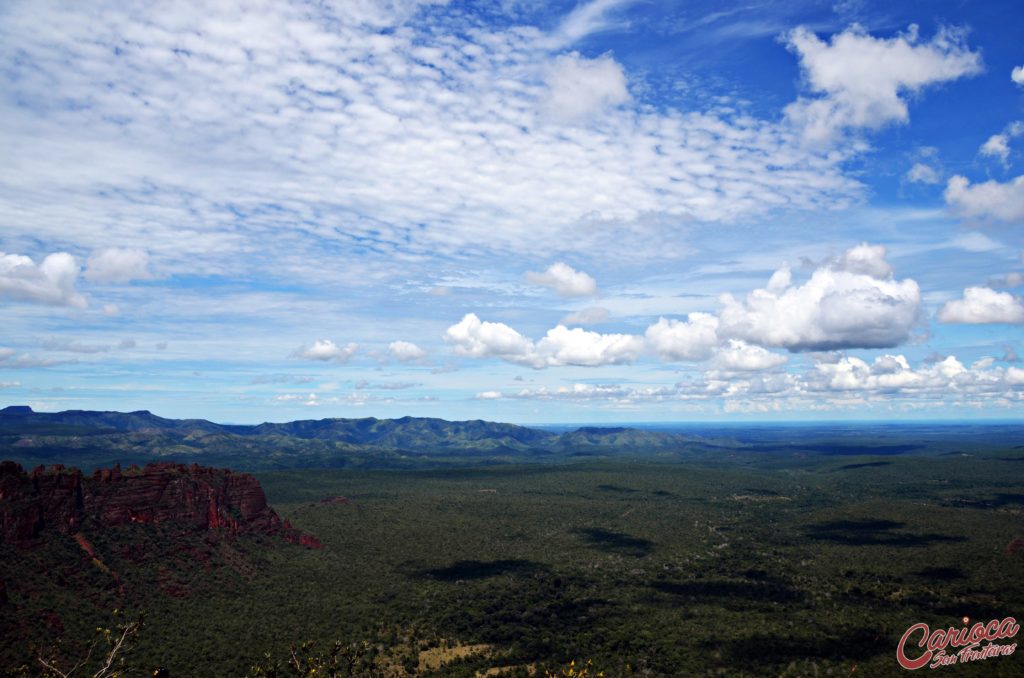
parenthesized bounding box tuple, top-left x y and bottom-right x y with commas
(0, 461, 320, 548)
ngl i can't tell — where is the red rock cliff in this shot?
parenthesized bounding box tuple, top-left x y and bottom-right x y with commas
(0, 461, 320, 548)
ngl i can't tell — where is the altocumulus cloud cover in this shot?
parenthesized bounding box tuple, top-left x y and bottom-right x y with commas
(0, 0, 1022, 422)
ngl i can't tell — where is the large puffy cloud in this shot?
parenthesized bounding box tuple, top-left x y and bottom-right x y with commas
(534, 325, 644, 367)
(453, 244, 922, 367)
(443, 314, 536, 363)
(938, 287, 1024, 324)
(784, 25, 982, 144)
(644, 313, 719, 361)
(525, 262, 597, 297)
(443, 313, 642, 368)
(84, 248, 152, 283)
(944, 175, 1024, 223)
(0, 252, 86, 308)
(718, 245, 920, 351)
(291, 339, 358, 362)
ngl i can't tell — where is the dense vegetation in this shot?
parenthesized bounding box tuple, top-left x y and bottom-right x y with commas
(3, 432, 1023, 676)
(0, 406, 696, 471)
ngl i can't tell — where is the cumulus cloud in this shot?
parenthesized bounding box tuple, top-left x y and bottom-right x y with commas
(784, 25, 982, 144)
(718, 244, 921, 351)
(444, 314, 535, 362)
(388, 340, 426, 361)
(906, 162, 941, 185)
(0, 252, 86, 308)
(84, 248, 152, 283)
(561, 306, 609, 325)
(534, 325, 644, 367)
(452, 243, 921, 369)
(475, 390, 503, 400)
(979, 121, 1023, 166)
(443, 313, 642, 368)
(944, 175, 1024, 223)
(525, 262, 597, 297)
(711, 340, 788, 372)
(838, 242, 892, 278)
(291, 339, 358, 362)
(938, 287, 1024, 324)
(644, 313, 719, 361)
(1013, 65, 1024, 86)
(500, 353, 1024, 409)
(543, 52, 629, 122)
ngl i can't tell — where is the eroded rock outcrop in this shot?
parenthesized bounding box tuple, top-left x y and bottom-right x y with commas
(0, 461, 320, 548)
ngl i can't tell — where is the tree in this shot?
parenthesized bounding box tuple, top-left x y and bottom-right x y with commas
(36, 612, 145, 678)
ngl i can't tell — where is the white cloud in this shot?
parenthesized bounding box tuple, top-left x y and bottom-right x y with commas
(644, 313, 719, 361)
(525, 262, 597, 296)
(292, 339, 358, 362)
(979, 122, 1023, 166)
(838, 242, 892, 278)
(1013, 65, 1024, 86)
(712, 339, 788, 371)
(784, 25, 982, 143)
(84, 248, 152, 283)
(0, 0, 862, 270)
(718, 244, 920, 351)
(475, 390, 503, 400)
(543, 52, 629, 122)
(0, 252, 86, 308)
(443, 313, 642, 368)
(444, 314, 535, 363)
(944, 175, 1024, 223)
(938, 286, 1024, 324)
(906, 162, 941, 185)
(561, 306, 609, 325)
(388, 340, 427, 361)
(950, 232, 1002, 252)
(501, 352, 1024, 409)
(549, 0, 635, 47)
(274, 392, 321, 406)
(534, 325, 644, 367)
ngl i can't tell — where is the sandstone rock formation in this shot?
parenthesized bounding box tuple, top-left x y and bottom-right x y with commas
(0, 461, 321, 548)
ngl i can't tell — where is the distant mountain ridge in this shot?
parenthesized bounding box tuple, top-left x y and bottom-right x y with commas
(0, 406, 688, 470)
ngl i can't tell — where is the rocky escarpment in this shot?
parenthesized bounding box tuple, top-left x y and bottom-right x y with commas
(0, 460, 321, 548)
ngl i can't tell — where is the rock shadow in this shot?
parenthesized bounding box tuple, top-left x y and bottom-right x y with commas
(570, 527, 654, 557)
(805, 519, 967, 547)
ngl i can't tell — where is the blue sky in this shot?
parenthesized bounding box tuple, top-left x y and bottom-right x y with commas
(1, 0, 1023, 423)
